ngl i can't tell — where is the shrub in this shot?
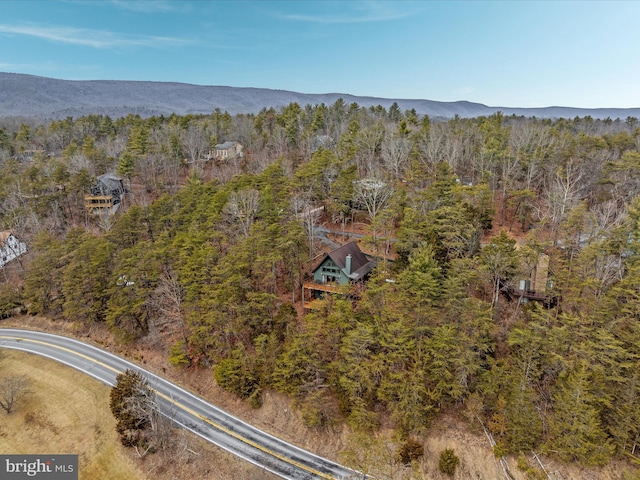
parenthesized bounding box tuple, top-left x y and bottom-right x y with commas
(438, 448, 460, 477)
(396, 438, 424, 464)
(516, 454, 547, 480)
(0, 287, 23, 319)
(168, 341, 190, 367)
(214, 357, 259, 399)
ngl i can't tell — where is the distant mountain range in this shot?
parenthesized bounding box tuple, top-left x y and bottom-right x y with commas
(1, 72, 639, 120)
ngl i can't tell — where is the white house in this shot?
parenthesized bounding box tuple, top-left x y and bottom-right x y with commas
(0, 231, 28, 268)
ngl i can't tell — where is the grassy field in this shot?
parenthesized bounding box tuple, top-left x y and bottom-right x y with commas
(0, 347, 277, 480)
(0, 349, 146, 480)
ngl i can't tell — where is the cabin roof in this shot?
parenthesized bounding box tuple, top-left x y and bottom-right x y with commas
(214, 141, 238, 149)
(314, 241, 376, 281)
(98, 173, 124, 191)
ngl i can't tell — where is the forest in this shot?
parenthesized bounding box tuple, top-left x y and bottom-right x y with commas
(0, 100, 639, 472)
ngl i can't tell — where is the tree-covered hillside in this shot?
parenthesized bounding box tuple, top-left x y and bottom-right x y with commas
(1, 102, 639, 471)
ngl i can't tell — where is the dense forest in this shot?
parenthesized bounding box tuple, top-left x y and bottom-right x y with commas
(1, 100, 639, 472)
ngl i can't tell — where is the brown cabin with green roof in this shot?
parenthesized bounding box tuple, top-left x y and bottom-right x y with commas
(303, 241, 376, 309)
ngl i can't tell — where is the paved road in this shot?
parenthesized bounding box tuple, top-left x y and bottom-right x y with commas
(0, 328, 358, 480)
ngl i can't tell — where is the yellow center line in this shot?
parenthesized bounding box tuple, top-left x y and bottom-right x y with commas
(0, 335, 337, 480)
(154, 389, 335, 478)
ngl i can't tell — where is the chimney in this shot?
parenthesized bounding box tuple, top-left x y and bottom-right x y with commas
(345, 254, 352, 275)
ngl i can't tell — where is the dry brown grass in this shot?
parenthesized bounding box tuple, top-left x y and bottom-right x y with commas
(0, 349, 276, 480)
(0, 349, 146, 480)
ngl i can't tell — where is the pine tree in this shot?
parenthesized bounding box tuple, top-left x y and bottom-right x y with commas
(546, 363, 614, 465)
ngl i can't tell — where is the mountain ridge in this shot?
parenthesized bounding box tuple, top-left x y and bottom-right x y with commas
(2, 72, 639, 120)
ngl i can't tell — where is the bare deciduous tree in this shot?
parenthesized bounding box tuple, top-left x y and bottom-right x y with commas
(353, 177, 394, 246)
(355, 121, 385, 177)
(591, 199, 626, 239)
(123, 379, 161, 457)
(542, 160, 588, 243)
(508, 120, 553, 191)
(230, 114, 258, 151)
(267, 125, 289, 159)
(96, 211, 115, 232)
(183, 124, 209, 167)
(148, 268, 185, 341)
(0, 375, 30, 414)
(223, 188, 260, 237)
(381, 132, 411, 180)
(291, 192, 322, 255)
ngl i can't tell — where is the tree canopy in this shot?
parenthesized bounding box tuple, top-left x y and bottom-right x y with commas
(2, 106, 640, 469)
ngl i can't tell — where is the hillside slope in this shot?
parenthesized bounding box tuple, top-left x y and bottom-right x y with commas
(2, 72, 640, 120)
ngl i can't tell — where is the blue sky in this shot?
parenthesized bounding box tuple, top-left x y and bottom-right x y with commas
(1, 0, 639, 108)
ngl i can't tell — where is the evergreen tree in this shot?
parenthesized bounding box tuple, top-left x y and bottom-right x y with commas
(546, 363, 614, 465)
(109, 369, 156, 447)
(61, 233, 114, 324)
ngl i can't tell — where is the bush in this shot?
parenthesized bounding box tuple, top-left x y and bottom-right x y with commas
(493, 440, 509, 458)
(248, 387, 262, 409)
(168, 341, 190, 367)
(396, 438, 424, 464)
(0, 287, 23, 319)
(516, 454, 547, 480)
(214, 357, 259, 399)
(346, 405, 379, 432)
(438, 448, 460, 477)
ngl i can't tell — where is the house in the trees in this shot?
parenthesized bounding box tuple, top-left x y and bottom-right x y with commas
(84, 173, 126, 215)
(509, 252, 552, 304)
(211, 141, 243, 161)
(303, 241, 377, 310)
(0, 231, 28, 268)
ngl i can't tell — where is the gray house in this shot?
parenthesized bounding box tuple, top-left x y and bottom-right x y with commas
(84, 173, 125, 215)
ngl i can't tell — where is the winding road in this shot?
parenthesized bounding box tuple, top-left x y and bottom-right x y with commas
(0, 328, 357, 480)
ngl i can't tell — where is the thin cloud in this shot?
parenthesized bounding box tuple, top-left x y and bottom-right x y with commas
(107, 0, 189, 13)
(455, 87, 476, 96)
(0, 62, 102, 76)
(0, 23, 190, 48)
(278, 1, 413, 24)
(0, 63, 30, 69)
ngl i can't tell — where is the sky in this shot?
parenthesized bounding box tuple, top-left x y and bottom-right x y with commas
(1, 0, 639, 109)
